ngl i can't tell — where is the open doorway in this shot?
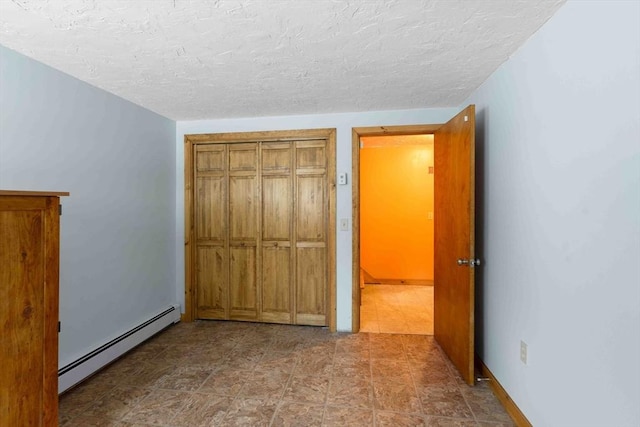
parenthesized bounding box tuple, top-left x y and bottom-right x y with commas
(351, 124, 441, 334)
(358, 134, 435, 334)
(352, 106, 477, 384)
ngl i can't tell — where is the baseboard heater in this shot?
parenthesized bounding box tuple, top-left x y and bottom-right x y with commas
(58, 304, 181, 394)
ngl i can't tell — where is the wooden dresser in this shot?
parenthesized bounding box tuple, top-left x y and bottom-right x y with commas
(0, 190, 68, 426)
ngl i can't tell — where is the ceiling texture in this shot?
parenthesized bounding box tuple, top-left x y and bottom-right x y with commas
(0, 0, 565, 120)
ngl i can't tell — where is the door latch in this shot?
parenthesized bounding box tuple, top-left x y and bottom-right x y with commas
(457, 258, 481, 267)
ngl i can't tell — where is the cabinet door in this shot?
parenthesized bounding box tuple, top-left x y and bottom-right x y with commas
(0, 196, 59, 426)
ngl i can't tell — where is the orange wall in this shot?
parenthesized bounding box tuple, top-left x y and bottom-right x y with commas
(360, 136, 434, 280)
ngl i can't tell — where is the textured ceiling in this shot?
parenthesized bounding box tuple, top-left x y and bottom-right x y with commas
(0, 0, 565, 120)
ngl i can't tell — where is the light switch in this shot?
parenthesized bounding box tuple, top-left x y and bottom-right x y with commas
(340, 218, 349, 231)
(338, 173, 347, 185)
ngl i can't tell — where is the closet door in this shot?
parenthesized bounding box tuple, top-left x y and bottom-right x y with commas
(194, 145, 228, 319)
(260, 142, 294, 324)
(295, 140, 328, 326)
(189, 131, 334, 328)
(228, 143, 259, 321)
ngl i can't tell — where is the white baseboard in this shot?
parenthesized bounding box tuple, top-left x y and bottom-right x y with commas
(58, 304, 181, 393)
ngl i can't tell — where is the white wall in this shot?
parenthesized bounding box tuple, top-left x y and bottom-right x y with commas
(0, 45, 177, 368)
(176, 108, 457, 330)
(465, 1, 640, 425)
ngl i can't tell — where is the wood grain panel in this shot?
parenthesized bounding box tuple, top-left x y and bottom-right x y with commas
(434, 105, 476, 385)
(229, 176, 257, 241)
(42, 197, 60, 426)
(0, 190, 69, 197)
(296, 247, 327, 326)
(262, 176, 291, 241)
(296, 175, 325, 241)
(229, 143, 257, 171)
(0, 195, 63, 425)
(261, 245, 292, 323)
(262, 143, 292, 172)
(196, 145, 225, 172)
(229, 246, 258, 319)
(187, 129, 336, 144)
(0, 210, 45, 426)
(296, 141, 326, 169)
(196, 246, 227, 319)
(184, 138, 196, 321)
(196, 177, 226, 240)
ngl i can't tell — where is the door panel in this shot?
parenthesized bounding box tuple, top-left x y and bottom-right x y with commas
(229, 246, 258, 320)
(296, 246, 327, 326)
(262, 143, 292, 172)
(262, 176, 291, 241)
(196, 177, 225, 240)
(196, 246, 227, 319)
(296, 175, 325, 241)
(296, 143, 326, 169)
(261, 245, 292, 323)
(196, 145, 225, 173)
(434, 105, 476, 385)
(229, 176, 257, 240)
(229, 143, 258, 171)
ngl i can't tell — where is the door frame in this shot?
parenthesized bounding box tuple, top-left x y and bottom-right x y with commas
(351, 124, 443, 333)
(184, 128, 337, 332)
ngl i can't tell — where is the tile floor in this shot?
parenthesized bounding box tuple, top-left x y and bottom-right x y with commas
(360, 284, 433, 335)
(59, 321, 514, 426)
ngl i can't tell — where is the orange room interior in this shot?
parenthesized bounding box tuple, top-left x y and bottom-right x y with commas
(360, 134, 434, 283)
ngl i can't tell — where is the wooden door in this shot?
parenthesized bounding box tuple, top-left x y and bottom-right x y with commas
(434, 105, 476, 385)
(295, 140, 329, 326)
(189, 130, 335, 328)
(261, 142, 294, 323)
(195, 145, 228, 319)
(228, 143, 259, 321)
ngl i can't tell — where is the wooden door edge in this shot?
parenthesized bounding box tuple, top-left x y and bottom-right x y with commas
(327, 129, 338, 332)
(351, 125, 442, 333)
(183, 135, 195, 322)
(43, 196, 60, 425)
(351, 129, 361, 333)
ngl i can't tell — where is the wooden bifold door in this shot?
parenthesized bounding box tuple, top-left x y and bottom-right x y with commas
(185, 129, 336, 329)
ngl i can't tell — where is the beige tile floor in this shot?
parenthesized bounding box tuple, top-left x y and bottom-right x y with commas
(59, 321, 514, 426)
(360, 284, 434, 335)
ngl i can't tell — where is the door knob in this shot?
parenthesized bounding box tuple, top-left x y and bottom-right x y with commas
(457, 258, 481, 267)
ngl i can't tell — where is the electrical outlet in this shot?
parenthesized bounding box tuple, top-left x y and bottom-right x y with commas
(520, 340, 528, 365)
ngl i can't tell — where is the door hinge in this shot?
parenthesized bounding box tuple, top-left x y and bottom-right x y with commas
(59, 204, 62, 216)
(58, 321, 61, 333)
